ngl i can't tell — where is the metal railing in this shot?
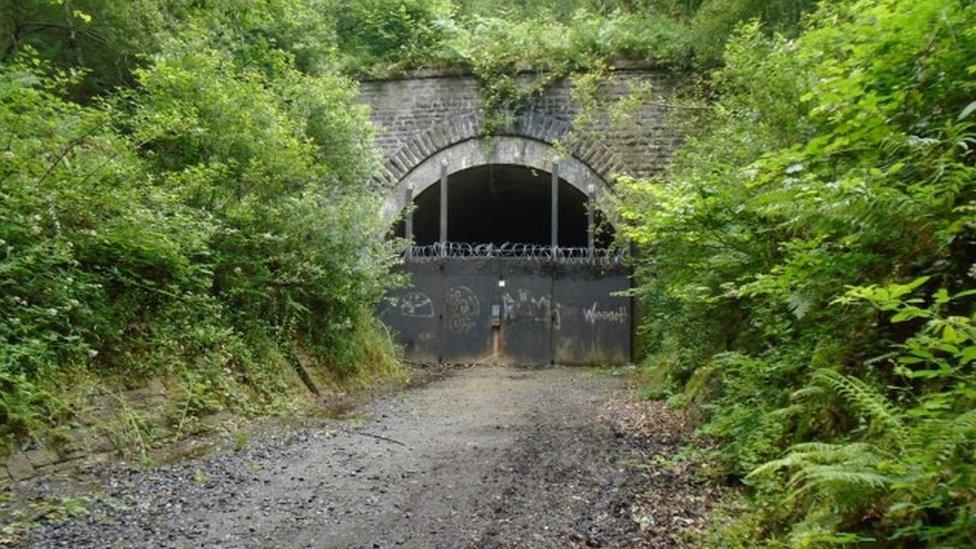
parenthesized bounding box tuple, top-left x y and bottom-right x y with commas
(405, 242, 627, 266)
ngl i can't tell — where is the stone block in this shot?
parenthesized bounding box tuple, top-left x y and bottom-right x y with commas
(25, 447, 59, 468)
(86, 452, 115, 467)
(418, 132, 435, 156)
(576, 139, 597, 162)
(590, 148, 612, 171)
(6, 453, 35, 481)
(407, 141, 423, 164)
(394, 150, 414, 172)
(430, 127, 448, 150)
(461, 115, 476, 137)
(90, 433, 116, 453)
(125, 378, 167, 401)
(75, 404, 118, 426)
(38, 457, 83, 476)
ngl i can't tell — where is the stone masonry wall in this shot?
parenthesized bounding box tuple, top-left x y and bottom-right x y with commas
(357, 66, 682, 189)
(0, 362, 315, 487)
(1, 381, 172, 485)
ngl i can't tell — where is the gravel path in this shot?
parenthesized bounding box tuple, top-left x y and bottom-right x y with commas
(17, 366, 713, 548)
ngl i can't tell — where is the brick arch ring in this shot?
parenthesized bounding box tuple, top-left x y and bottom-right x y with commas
(376, 112, 622, 225)
(379, 135, 616, 225)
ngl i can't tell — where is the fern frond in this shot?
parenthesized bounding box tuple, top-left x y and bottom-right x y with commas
(918, 410, 976, 465)
(770, 403, 807, 419)
(749, 442, 880, 479)
(789, 464, 888, 495)
(812, 369, 908, 447)
(787, 441, 879, 460)
(791, 385, 826, 402)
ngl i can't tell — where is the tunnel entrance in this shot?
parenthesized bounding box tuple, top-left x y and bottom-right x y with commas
(394, 164, 614, 249)
(381, 163, 631, 366)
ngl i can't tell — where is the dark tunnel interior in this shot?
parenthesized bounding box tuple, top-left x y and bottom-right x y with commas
(392, 164, 613, 248)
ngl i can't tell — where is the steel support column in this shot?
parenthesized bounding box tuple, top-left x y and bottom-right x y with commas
(439, 162, 448, 256)
(404, 184, 413, 258)
(587, 184, 595, 257)
(551, 163, 559, 251)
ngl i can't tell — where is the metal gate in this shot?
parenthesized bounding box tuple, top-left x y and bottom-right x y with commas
(378, 244, 631, 366)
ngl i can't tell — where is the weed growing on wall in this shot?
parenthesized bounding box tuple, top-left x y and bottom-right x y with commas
(322, 1, 816, 136)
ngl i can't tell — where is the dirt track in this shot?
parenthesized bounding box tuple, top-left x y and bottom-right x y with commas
(20, 366, 712, 548)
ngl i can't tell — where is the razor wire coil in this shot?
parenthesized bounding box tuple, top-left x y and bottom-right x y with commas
(404, 242, 626, 266)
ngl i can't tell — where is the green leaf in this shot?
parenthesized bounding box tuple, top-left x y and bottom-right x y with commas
(960, 346, 976, 365)
(959, 100, 976, 121)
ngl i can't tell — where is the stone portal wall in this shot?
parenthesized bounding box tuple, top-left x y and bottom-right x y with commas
(357, 67, 682, 191)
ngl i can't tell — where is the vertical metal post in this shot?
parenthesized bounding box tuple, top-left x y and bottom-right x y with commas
(439, 161, 448, 256)
(551, 163, 559, 251)
(587, 184, 595, 257)
(404, 184, 413, 258)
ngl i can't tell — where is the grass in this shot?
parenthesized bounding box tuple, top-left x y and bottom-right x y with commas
(0, 494, 93, 536)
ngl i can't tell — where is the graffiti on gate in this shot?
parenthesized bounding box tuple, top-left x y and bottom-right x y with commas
(502, 289, 561, 328)
(381, 258, 632, 365)
(583, 302, 627, 325)
(446, 286, 480, 333)
(400, 291, 435, 318)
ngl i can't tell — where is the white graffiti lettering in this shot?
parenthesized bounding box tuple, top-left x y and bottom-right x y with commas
(583, 302, 627, 325)
(502, 289, 554, 325)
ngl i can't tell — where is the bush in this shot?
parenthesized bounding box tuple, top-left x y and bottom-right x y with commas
(617, 0, 976, 543)
(0, 4, 400, 446)
(331, 0, 456, 72)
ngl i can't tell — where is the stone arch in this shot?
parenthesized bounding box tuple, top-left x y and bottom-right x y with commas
(372, 112, 623, 188)
(375, 111, 625, 221)
(380, 135, 614, 224)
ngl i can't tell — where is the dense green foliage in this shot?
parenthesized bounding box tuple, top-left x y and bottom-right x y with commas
(330, 0, 817, 75)
(617, 0, 976, 544)
(1, 1, 399, 446)
(6, 0, 974, 544)
(0, 0, 824, 447)
(324, 0, 818, 137)
(326, 0, 818, 135)
(0, 0, 820, 89)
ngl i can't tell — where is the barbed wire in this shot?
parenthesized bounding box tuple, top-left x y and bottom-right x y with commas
(405, 242, 627, 266)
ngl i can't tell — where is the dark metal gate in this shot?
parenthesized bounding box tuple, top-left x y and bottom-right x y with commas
(378, 244, 631, 366)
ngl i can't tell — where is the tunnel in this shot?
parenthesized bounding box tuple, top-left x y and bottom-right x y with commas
(382, 161, 631, 367)
(391, 164, 613, 248)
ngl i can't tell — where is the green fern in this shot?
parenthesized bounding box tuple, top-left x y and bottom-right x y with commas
(916, 409, 976, 467)
(750, 440, 890, 530)
(750, 442, 881, 479)
(788, 464, 888, 498)
(811, 369, 908, 448)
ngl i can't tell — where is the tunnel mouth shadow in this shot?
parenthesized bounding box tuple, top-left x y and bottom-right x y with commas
(392, 164, 614, 249)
